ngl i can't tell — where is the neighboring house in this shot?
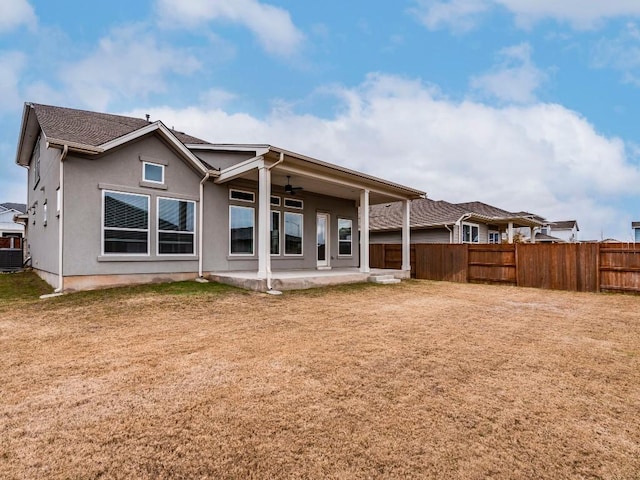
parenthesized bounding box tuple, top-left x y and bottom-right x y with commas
(0, 203, 26, 239)
(633, 222, 640, 242)
(544, 220, 579, 242)
(15, 103, 425, 291)
(370, 198, 544, 244)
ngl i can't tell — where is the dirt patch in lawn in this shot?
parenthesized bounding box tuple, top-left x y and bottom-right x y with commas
(1, 279, 639, 479)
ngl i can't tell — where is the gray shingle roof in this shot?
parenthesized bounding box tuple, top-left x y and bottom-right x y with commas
(32, 104, 210, 147)
(0, 203, 27, 214)
(370, 198, 543, 231)
(551, 220, 578, 230)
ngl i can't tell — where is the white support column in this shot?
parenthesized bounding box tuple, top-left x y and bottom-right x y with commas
(257, 164, 271, 279)
(508, 221, 514, 244)
(402, 199, 411, 271)
(359, 189, 370, 273)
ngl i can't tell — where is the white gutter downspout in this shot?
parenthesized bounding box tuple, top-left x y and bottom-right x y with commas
(444, 224, 453, 243)
(264, 152, 284, 290)
(54, 144, 68, 293)
(198, 172, 211, 278)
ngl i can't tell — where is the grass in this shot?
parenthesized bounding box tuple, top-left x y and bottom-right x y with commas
(0, 270, 52, 303)
(1, 278, 639, 478)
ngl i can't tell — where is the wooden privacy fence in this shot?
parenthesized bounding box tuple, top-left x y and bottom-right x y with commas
(370, 243, 640, 294)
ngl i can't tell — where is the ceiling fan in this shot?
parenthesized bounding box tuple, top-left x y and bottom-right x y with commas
(284, 176, 303, 195)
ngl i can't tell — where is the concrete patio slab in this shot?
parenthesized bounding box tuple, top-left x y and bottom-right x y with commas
(208, 268, 409, 292)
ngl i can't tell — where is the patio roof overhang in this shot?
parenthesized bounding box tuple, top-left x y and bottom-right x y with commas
(207, 144, 426, 204)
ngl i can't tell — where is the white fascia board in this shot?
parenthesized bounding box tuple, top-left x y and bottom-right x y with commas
(186, 143, 271, 153)
(46, 137, 104, 154)
(214, 151, 270, 183)
(269, 146, 425, 199)
(99, 122, 208, 173)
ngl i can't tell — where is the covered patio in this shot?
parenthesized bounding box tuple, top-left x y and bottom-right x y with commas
(193, 144, 426, 291)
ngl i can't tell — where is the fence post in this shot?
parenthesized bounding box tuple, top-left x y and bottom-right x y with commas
(514, 243, 519, 287)
(596, 243, 601, 293)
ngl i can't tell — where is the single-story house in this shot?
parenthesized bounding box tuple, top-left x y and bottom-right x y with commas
(370, 198, 545, 244)
(15, 103, 425, 292)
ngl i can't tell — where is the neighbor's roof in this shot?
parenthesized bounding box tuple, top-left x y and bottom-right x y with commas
(534, 232, 565, 243)
(631, 221, 640, 228)
(551, 220, 579, 230)
(370, 197, 545, 231)
(0, 203, 27, 214)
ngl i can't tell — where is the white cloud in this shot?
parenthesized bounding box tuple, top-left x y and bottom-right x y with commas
(470, 43, 548, 103)
(411, 0, 640, 32)
(0, 0, 36, 33)
(155, 0, 304, 58)
(410, 0, 490, 33)
(60, 25, 201, 111)
(125, 73, 640, 240)
(592, 22, 640, 85)
(0, 51, 26, 112)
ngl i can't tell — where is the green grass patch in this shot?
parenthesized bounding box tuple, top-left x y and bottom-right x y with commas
(0, 271, 53, 302)
(44, 279, 246, 307)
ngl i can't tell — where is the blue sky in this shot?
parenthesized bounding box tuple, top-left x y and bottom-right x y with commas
(1, 0, 639, 240)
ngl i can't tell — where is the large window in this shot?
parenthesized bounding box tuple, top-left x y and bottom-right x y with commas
(488, 231, 500, 244)
(271, 211, 280, 255)
(103, 191, 149, 254)
(462, 223, 479, 243)
(230, 206, 254, 255)
(338, 218, 352, 256)
(284, 212, 303, 255)
(635, 227, 640, 243)
(158, 198, 195, 255)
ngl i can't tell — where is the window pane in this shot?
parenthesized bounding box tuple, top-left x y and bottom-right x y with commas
(104, 229, 148, 253)
(159, 198, 194, 232)
(159, 232, 194, 254)
(144, 163, 163, 183)
(230, 206, 254, 254)
(472, 226, 479, 243)
(284, 198, 303, 209)
(462, 225, 470, 242)
(271, 211, 280, 255)
(230, 190, 255, 202)
(338, 219, 352, 256)
(105, 192, 148, 229)
(285, 212, 303, 255)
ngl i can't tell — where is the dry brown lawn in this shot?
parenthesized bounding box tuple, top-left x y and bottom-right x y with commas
(1, 277, 639, 479)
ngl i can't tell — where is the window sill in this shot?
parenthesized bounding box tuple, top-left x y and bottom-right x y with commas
(98, 255, 198, 262)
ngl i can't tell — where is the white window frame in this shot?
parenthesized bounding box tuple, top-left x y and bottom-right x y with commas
(462, 222, 480, 244)
(284, 211, 304, 256)
(229, 189, 255, 203)
(157, 197, 196, 256)
(229, 205, 255, 256)
(43, 200, 47, 226)
(284, 198, 304, 210)
(102, 190, 150, 256)
(337, 218, 353, 257)
(488, 230, 500, 244)
(270, 195, 281, 206)
(142, 161, 165, 184)
(271, 210, 281, 256)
